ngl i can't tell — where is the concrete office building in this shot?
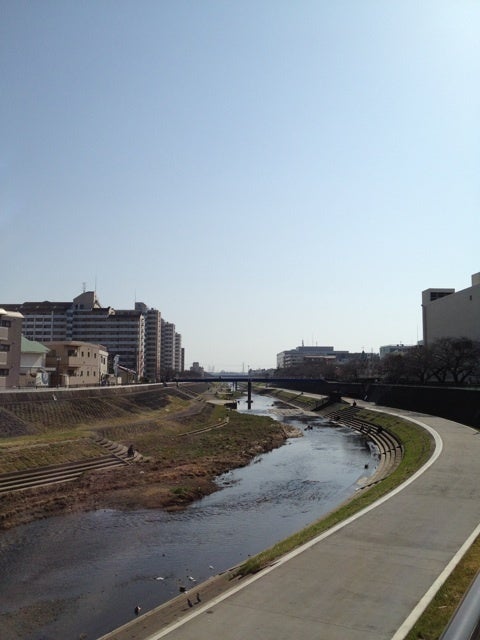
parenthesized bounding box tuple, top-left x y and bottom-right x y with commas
(277, 345, 350, 369)
(0, 308, 23, 388)
(422, 272, 480, 346)
(379, 344, 414, 359)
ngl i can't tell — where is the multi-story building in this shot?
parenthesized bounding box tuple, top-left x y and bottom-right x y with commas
(161, 320, 176, 377)
(1, 290, 184, 383)
(379, 344, 414, 359)
(422, 272, 480, 346)
(174, 332, 183, 372)
(136, 303, 161, 382)
(44, 341, 108, 387)
(0, 308, 23, 388)
(11, 301, 72, 342)
(277, 344, 335, 369)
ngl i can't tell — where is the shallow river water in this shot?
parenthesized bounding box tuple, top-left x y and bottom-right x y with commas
(0, 394, 375, 640)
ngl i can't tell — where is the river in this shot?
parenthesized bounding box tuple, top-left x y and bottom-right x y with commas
(0, 393, 375, 640)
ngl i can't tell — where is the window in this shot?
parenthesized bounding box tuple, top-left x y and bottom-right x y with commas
(0, 369, 9, 376)
(0, 320, 11, 327)
(0, 344, 10, 352)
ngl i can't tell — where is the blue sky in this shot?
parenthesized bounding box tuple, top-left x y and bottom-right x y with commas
(1, 1, 479, 371)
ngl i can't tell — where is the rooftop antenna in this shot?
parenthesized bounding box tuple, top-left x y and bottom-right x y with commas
(82, 282, 86, 293)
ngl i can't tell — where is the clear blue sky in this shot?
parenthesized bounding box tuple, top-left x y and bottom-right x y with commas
(2, 1, 479, 371)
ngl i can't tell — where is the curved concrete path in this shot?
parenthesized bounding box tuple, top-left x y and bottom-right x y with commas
(102, 405, 480, 640)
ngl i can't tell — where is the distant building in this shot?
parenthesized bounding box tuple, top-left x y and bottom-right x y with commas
(161, 320, 183, 377)
(190, 361, 204, 375)
(0, 308, 23, 388)
(379, 344, 414, 359)
(1, 290, 179, 383)
(276, 345, 350, 369)
(136, 303, 161, 382)
(422, 272, 480, 346)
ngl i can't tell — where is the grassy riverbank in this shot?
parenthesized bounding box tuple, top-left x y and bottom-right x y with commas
(0, 386, 294, 529)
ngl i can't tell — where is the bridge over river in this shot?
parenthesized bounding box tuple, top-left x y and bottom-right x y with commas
(101, 400, 480, 640)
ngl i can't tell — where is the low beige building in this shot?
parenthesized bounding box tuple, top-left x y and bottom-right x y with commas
(0, 307, 23, 388)
(44, 341, 109, 387)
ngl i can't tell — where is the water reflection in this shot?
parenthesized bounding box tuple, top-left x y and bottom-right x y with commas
(0, 393, 374, 639)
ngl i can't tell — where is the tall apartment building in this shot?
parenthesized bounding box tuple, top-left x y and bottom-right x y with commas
(174, 332, 183, 372)
(1, 291, 171, 381)
(135, 303, 161, 382)
(422, 272, 480, 346)
(0, 308, 23, 388)
(160, 320, 183, 377)
(161, 320, 176, 377)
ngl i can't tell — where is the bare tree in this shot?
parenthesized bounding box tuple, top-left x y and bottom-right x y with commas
(431, 338, 480, 384)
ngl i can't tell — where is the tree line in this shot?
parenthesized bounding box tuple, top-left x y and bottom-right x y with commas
(276, 338, 480, 385)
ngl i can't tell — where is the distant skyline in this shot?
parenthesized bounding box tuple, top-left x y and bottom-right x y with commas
(2, 2, 479, 370)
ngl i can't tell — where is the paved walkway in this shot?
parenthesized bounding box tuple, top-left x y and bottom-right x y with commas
(101, 405, 480, 640)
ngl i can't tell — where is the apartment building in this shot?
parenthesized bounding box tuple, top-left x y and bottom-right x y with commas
(2, 290, 183, 383)
(422, 272, 480, 346)
(174, 332, 183, 372)
(136, 303, 161, 382)
(161, 320, 176, 377)
(0, 308, 23, 388)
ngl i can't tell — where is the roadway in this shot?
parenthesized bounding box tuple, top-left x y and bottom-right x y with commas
(100, 404, 480, 640)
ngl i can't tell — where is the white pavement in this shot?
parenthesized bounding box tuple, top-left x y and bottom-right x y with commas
(104, 405, 480, 640)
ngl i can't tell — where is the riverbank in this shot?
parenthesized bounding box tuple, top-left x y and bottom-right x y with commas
(0, 385, 299, 530)
(98, 397, 435, 640)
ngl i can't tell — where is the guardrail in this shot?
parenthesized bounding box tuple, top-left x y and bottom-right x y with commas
(440, 571, 480, 640)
